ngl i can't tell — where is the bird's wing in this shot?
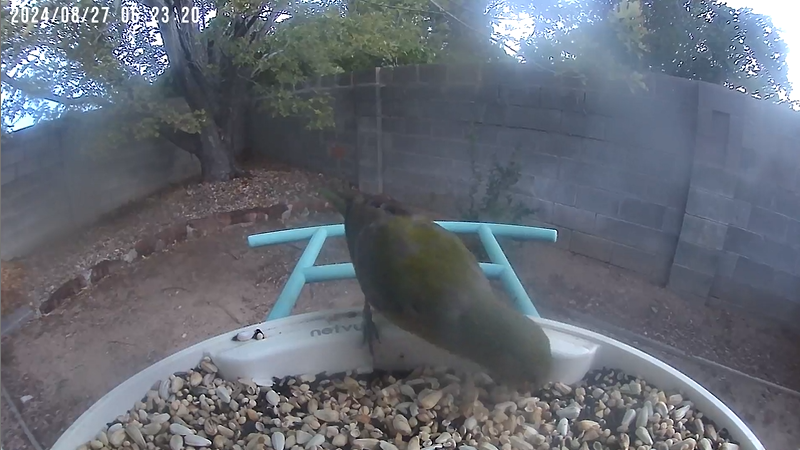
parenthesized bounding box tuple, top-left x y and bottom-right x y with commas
(352, 215, 487, 335)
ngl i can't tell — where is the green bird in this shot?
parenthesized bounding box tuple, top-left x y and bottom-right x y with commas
(320, 187, 554, 390)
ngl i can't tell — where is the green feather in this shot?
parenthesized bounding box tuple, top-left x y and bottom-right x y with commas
(330, 189, 553, 389)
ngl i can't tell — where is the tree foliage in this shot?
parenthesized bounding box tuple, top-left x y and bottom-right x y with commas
(0, 0, 511, 179)
(520, 0, 795, 105)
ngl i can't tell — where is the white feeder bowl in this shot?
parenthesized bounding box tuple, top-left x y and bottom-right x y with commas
(51, 308, 765, 450)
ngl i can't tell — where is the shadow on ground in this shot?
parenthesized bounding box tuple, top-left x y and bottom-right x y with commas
(1, 213, 798, 450)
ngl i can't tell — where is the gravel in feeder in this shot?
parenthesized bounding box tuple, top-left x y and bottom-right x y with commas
(76, 357, 741, 450)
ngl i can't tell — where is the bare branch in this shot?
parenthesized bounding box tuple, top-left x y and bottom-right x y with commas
(1, 72, 111, 106)
(158, 124, 201, 155)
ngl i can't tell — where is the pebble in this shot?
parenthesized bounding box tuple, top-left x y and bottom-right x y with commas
(418, 390, 443, 409)
(108, 429, 126, 447)
(125, 424, 146, 448)
(185, 434, 212, 447)
(393, 414, 413, 435)
(190, 372, 203, 387)
(296, 430, 313, 445)
(313, 408, 339, 422)
(556, 404, 581, 420)
(635, 427, 653, 445)
(170, 423, 195, 436)
(76, 361, 743, 450)
(215, 386, 231, 404)
(159, 379, 170, 400)
(170, 434, 184, 450)
(668, 394, 683, 406)
(266, 389, 281, 406)
(332, 433, 348, 447)
(305, 433, 325, 449)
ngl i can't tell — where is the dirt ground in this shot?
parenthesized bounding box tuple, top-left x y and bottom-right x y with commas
(2, 210, 800, 450)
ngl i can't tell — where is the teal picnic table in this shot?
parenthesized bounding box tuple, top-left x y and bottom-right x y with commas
(247, 221, 558, 322)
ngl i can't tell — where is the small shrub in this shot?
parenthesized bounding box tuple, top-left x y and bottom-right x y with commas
(459, 129, 537, 224)
(457, 127, 537, 262)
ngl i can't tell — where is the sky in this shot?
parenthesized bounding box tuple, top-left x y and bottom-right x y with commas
(4, 0, 799, 132)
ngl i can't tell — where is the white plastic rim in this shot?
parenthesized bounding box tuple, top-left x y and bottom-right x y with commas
(51, 308, 765, 450)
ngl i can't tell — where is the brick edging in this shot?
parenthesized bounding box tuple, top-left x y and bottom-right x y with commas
(37, 199, 334, 316)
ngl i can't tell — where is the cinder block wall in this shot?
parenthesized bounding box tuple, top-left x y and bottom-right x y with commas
(1, 110, 199, 259)
(250, 63, 800, 323)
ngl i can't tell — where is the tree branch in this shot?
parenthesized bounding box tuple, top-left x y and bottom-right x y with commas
(1, 73, 111, 106)
(157, 123, 201, 155)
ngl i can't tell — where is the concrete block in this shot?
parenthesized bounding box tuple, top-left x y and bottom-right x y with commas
(603, 115, 656, 149)
(551, 203, 596, 234)
(416, 100, 486, 123)
(483, 103, 507, 126)
(380, 85, 407, 102)
(381, 99, 415, 118)
(680, 214, 728, 250)
(447, 63, 481, 85)
(575, 186, 620, 216)
(709, 276, 800, 320)
(353, 69, 377, 85)
(733, 256, 776, 291)
(668, 264, 714, 297)
(717, 251, 739, 278)
(539, 87, 586, 113)
(788, 219, 800, 249)
(438, 85, 480, 103)
(685, 188, 750, 227)
(358, 131, 378, 150)
(519, 153, 561, 179)
(734, 176, 777, 210)
(383, 150, 452, 177)
(641, 179, 687, 209)
(673, 241, 719, 276)
(569, 231, 613, 262)
(468, 124, 500, 146)
(661, 207, 684, 236)
(505, 107, 562, 132)
(774, 189, 800, 221)
(1, 148, 24, 166)
(618, 197, 666, 229)
(530, 198, 554, 224)
(405, 118, 432, 136)
(495, 127, 536, 149)
(498, 85, 539, 107)
(390, 65, 419, 85)
(1, 164, 16, 185)
(594, 215, 677, 256)
(579, 138, 622, 167)
(357, 116, 378, 132)
(382, 117, 404, 134)
(558, 159, 607, 188)
(773, 270, 800, 301)
(353, 85, 377, 104)
(611, 243, 671, 283)
(15, 158, 39, 178)
(511, 175, 536, 197)
(748, 207, 790, 241)
(724, 226, 797, 274)
(417, 64, 447, 84)
(542, 134, 583, 159)
(430, 121, 471, 140)
(560, 112, 606, 140)
(533, 177, 577, 206)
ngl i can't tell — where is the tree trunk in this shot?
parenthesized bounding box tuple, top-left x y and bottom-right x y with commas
(197, 122, 241, 182)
